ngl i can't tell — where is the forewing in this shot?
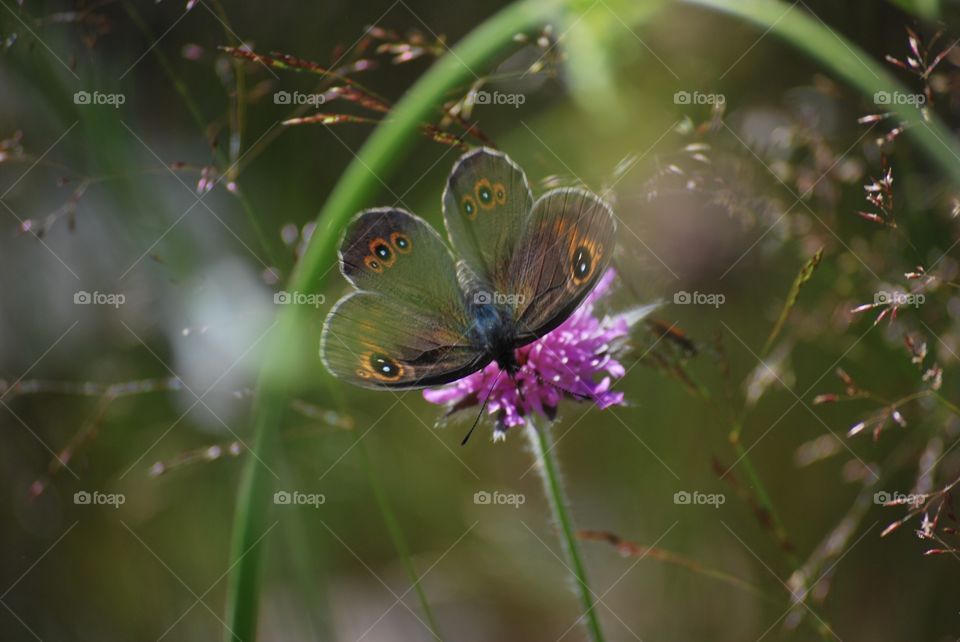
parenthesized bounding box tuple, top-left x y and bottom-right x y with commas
(442, 148, 533, 292)
(339, 207, 466, 318)
(505, 187, 617, 342)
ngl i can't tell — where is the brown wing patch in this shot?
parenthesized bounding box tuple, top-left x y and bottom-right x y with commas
(549, 217, 607, 288)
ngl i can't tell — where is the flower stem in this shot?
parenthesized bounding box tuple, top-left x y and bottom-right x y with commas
(525, 418, 605, 642)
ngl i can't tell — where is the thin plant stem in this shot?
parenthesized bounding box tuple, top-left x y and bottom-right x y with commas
(729, 419, 797, 563)
(525, 417, 605, 642)
(728, 422, 837, 640)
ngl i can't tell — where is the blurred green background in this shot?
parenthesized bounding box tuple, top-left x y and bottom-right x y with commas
(3, 0, 960, 640)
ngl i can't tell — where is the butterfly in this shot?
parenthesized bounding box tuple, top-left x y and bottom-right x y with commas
(320, 147, 616, 395)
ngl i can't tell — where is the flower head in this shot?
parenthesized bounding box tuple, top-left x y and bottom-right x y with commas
(424, 269, 649, 440)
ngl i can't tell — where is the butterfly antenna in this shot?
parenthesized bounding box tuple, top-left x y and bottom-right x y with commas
(461, 369, 505, 446)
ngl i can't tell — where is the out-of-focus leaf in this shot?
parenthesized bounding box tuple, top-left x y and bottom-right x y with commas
(561, 0, 667, 127)
(886, 0, 940, 20)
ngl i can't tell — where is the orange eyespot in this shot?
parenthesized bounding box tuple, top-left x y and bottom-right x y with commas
(461, 194, 478, 220)
(570, 243, 596, 286)
(390, 232, 412, 254)
(368, 237, 396, 267)
(493, 182, 507, 206)
(474, 178, 495, 210)
(361, 350, 405, 381)
(364, 255, 384, 273)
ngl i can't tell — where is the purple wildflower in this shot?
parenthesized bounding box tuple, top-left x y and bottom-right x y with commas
(424, 269, 646, 440)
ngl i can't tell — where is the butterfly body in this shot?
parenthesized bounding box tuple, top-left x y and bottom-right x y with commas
(320, 148, 616, 391)
(465, 298, 522, 375)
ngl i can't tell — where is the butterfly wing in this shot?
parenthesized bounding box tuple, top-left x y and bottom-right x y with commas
(321, 208, 488, 389)
(321, 292, 490, 389)
(505, 187, 617, 342)
(338, 207, 465, 314)
(442, 148, 534, 290)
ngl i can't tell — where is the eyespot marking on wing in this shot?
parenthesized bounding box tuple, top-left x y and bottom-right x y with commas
(461, 194, 478, 220)
(475, 178, 495, 210)
(390, 232, 412, 253)
(368, 237, 396, 268)
(358, 349, 405, 382)
(571, 244, 594, 285)
(364, 256, 384, 273)
(493, 182, 507, 206)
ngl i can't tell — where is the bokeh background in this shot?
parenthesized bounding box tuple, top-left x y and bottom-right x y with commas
(3, 0, 960, 640)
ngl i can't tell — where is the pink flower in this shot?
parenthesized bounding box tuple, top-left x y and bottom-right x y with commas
(424, 269, 647, 440)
